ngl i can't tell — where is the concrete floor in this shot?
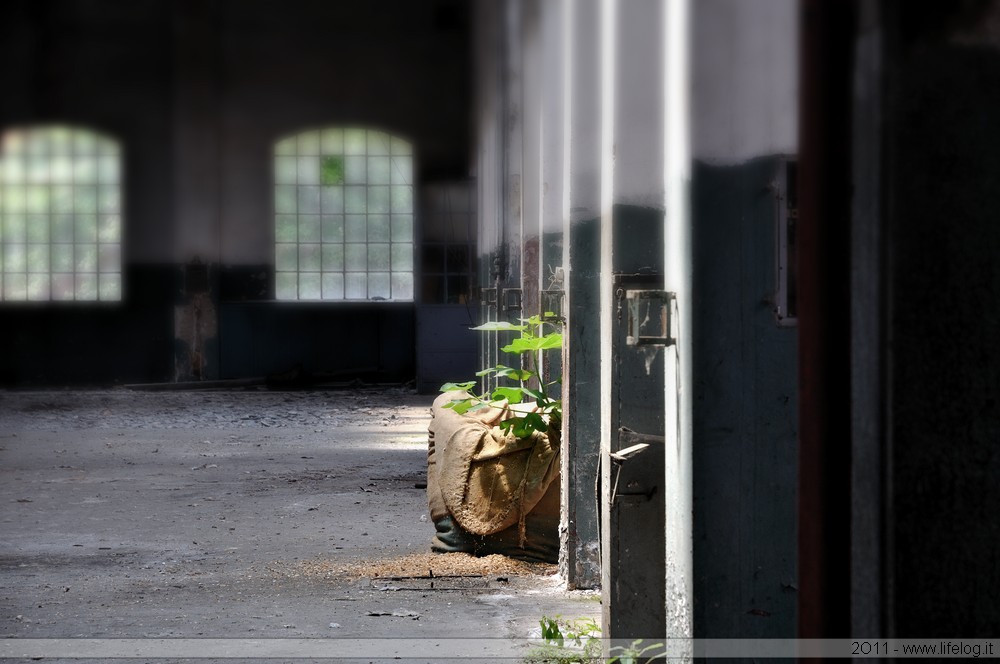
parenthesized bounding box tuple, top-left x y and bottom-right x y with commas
(0, 388, 600, 663)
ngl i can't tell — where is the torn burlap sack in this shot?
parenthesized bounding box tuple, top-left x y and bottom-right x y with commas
(427, 391, 560, 541)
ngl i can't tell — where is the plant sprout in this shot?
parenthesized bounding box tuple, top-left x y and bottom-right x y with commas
(440, 313, 562, 438)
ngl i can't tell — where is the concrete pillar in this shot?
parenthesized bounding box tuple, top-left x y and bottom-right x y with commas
(501, 0, 524, 326)
(663, 0, 693, 641)
(519, 0, 542, 320)
(597, 10, 615, 600)
(850, 0, 885, 637)
(537, 0, 566, 397)
(561, 0, 603, 590)
(599, 0, 671, 641)
(473, 0, 503, 310)
(473, 0, 526, 381)
(798, 0, 853, 638)
(539, 0, 566, 303)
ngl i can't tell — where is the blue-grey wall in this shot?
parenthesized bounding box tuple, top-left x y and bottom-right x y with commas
(692, 157, 798, 638)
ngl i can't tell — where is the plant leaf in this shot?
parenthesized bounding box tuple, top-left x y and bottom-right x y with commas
(506, 411, 547, 438)
(501, 332, 562, 354)
(522, 387, 545, 402)
(440, 381, 476, 393)
(537, 332, 563, 349)
(524, 411, 547, 431)
(470, 321, 526, 332)
(509, 420, 530, 438)
(495, 366, 533, 381)
(491, 386, 524, 403)
(445, 399, 476, 415)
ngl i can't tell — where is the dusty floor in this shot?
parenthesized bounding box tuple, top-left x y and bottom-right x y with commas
(0, 387, 600, 663)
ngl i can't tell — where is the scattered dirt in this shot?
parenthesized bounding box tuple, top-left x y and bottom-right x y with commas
(290, 551, 558, 580)
(0, 386, 427, 431)
(0, 386, 598, 651)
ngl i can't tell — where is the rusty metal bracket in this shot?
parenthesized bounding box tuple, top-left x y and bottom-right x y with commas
(480, 287, 498, 310)
(502, 288, 522, 313)
(625, 290, 676, 347)
(540, 289, 564, 322)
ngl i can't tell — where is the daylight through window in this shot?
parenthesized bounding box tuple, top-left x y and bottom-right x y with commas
(0, 125, 123, 302)
(274, 127, 414, 301)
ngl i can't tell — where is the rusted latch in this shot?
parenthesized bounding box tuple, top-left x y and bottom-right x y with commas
(540, 290, 564, 322)
(625, 290, 676, 347)
(502, 288, 522, 313)
(540, 267, 565, 322)
(480, 287, 498, 310)
(610, 427, 665, 504)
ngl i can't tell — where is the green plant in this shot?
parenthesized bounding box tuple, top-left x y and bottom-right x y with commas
(523, 615, 667, 664)
(524, 615, 602, 664)
(608, 640, 667, 664)
(440, 313, 562, 438)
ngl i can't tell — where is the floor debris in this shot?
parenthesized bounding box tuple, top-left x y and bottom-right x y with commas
(0, 387, 597, 652)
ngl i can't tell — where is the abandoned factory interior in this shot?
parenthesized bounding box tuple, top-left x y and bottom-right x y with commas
(2, 0, 1000, 659)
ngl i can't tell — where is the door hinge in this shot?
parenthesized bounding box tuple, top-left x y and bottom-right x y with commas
(480, 287, 498, 311)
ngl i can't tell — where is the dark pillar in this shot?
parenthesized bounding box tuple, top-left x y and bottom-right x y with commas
(797, 0, 856, 640)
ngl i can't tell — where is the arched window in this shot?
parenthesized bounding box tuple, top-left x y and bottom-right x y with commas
(273, 127, 414, 301)
(0, 125, 123, 301)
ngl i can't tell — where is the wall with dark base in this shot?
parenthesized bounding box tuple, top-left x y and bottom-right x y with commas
(0, 0, 471, 388)
(0, 266, 176, 386)
(691, 157, 798, 639)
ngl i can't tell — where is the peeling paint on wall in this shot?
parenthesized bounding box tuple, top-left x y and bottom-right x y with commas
(665, 561, 692, 638)
(174, 292, 218, 382)
(640, 346, 661, 377)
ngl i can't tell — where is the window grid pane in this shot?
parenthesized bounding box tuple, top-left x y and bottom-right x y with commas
(274, 127, 414, 301)
(419, 182, 476, 304)
(0, 125, 123, 302)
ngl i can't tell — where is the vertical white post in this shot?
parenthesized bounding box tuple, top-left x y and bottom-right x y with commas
(598, 0, 617, 626)
(561, 0, 572, 253)
(559, 0, 574, 580)
(520, 0, 541, 319)
(663, 0, 693, 641)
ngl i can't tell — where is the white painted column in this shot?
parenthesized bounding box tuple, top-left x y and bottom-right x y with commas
(519, 0, 542, 318)
(472, 0, 514, 377)
(539, 0, 565, 292)
(474, 0, 502, 272)
(663, 0, 694, 640)
(502, 0, 524, 318)
(598, 0, 617, 624)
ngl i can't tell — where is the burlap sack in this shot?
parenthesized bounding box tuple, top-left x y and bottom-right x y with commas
(427, 391, 560, 537)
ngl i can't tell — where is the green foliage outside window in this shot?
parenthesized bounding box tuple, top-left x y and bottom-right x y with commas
(320, 156, 345, 186)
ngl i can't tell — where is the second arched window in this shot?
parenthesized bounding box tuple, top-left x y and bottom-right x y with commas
(273, 127, 414, 301)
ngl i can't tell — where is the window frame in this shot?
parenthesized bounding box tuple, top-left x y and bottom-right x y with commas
(272, 126, 416, 303)
(0, 124, 124, 304)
